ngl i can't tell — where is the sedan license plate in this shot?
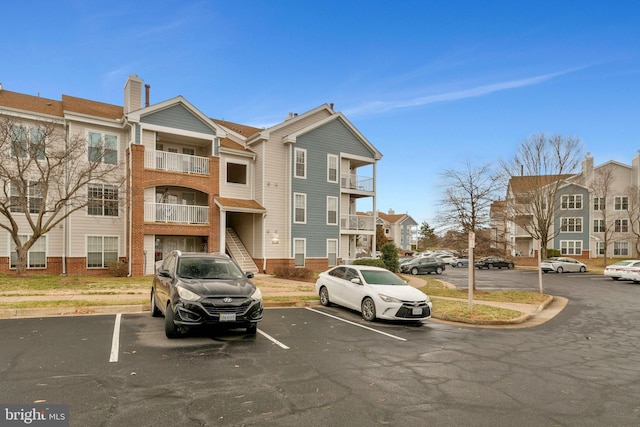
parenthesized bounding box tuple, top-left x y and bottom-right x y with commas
(220, 313, 236, 322)
(412, 307, 423, 315)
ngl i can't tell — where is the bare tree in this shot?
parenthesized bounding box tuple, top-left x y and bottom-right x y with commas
(437, 160, 499, 289)
(500, 134, 582, 256)
(0, 117, 124, 275)
(591, 167, 617, 266)
(626, 185, 640, 256)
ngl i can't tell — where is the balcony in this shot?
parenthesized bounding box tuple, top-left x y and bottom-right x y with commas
(341, 173, 373, 193)
(341, 214, 374, 232)
(144, 202, 209, 224)
(144, 149, 209, 175)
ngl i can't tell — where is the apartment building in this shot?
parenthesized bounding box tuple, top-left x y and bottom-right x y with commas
(0, 75, 382, 276)
(502, 152, 640, 259)
(376, 209, 417, 251)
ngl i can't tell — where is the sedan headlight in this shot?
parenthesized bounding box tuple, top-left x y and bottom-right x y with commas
(177, 286, 200, 301)
(251, 287, 263, 301)
(378, 294, 401, 303)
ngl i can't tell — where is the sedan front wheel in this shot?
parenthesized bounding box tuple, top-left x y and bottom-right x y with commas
(556, 267, 564, 273)
(361, 297, 376, 322)
(319, 286, 331, 306)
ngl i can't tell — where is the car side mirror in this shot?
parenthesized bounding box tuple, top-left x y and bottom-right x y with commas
(245, 272, 254, 279)
(350, 278, 361, 285)
(158, 268, 172, 278)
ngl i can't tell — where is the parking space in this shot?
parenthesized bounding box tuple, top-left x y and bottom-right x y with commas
(2, 270, 639, 426)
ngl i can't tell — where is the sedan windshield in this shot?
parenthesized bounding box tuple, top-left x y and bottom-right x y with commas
(361, 270, 406, 286)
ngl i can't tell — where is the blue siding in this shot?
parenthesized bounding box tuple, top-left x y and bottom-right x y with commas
(291, 119, 377, 258)
(552, 184, 590, 250)
(141, 105, 216, 135)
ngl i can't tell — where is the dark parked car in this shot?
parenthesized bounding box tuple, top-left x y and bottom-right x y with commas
(151, 250, 263, 338)
(475, 256, 514, 270)
(399, 257, 445, 275)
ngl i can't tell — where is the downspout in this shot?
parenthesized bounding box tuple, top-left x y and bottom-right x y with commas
(260, 144, 267, 273)
(62, 118, 69, 276)
(372, 161, 378, 258)
(125, 118, 134, 276)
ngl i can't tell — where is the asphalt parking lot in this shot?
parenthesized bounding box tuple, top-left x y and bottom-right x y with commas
(1, 269, 639, 426)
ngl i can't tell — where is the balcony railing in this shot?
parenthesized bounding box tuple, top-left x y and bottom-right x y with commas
(341, 214, 374, 231)
(341, 173, 373, 192)
(144, 202, 209, 224)
(144, 149, 209, 175)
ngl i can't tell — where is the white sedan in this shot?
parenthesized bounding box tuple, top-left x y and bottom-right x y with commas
(540, 257, 587, 273)
(315, 265, 432, 322)
(605, 260, 640, 281)
(621, 261, 640, 283)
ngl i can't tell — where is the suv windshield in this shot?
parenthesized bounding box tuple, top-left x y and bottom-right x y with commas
(177, 257, 244, 280)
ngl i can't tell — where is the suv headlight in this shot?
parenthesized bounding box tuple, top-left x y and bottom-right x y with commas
(251, 287, 263, 301)
(177, 286, 200, 301)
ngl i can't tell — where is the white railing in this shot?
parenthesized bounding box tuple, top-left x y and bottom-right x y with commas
(144, 202, 208, 224)
(144, 149, 209, 175)
(340, 173, 373, 192)
(340, 214, 374, 231)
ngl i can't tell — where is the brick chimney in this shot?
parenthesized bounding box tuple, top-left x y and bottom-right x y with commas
(124, 74, 143, 114)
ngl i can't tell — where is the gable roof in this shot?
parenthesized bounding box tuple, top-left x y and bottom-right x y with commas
(0, 89, 64, 117)
(62, 95, 123, 120)
(508, 175, 574, 193)
(377, 211, 416, 225)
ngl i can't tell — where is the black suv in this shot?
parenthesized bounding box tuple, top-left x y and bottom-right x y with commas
(474, 256, 514, 270)
(399, 257, 445, 275)
(151, 251, 263, 338)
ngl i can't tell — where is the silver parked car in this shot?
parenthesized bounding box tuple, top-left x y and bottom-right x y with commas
(540, 257, 587, 273)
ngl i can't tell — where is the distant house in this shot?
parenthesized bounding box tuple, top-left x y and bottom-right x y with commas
(0, 75, 382, 275)
(376, 209, 418, 251)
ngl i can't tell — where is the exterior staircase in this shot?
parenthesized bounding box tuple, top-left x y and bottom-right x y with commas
(225, 228, 260, 274)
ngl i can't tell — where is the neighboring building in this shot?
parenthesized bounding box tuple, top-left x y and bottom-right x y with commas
(376, 209, 418, 251)
(501, 152, 640, 259)
(0, 75, 382, 276)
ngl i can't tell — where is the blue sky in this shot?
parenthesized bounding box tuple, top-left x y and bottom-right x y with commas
(3, 1, 639, 227)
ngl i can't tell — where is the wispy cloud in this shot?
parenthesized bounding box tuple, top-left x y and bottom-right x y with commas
(343, 67, 584, 117)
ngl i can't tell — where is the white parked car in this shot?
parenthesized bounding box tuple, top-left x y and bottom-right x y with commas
(604, 260, 640, 281)
(621, 261, 640, 283)
(315, 265, 432, 322)
(540, 257, 587, 273)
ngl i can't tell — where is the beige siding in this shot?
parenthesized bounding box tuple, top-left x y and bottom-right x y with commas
(220, 153, 253, 199)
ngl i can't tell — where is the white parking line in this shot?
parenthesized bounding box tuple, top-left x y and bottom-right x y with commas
(305, 307, 407, 341)
(109, 313, 122, 362)
(257, 329, 290, 349)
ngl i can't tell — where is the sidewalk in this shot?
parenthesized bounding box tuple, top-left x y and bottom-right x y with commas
(0, 274, 565, 327)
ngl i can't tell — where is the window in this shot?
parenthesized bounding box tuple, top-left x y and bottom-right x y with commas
(593, 219, 604, 233)
(561, 217, 582, 232)
(560, 240, 582, 255)
(87, 236, 119, 268)
(327, 154, 338, 183)
(88, 183, 119, 216)
(10, 235, 46, 269)
(561, 194, 583, 210)
(226, 162, 247, 184)
(615, 219, 629, 233)
(294, 238, 305, 267)
(595, 241, 604, 255)
(10, 125, 45, 160)
(614, 196, 629, 211)
(294, 148, 306, 179)
(327, 239, 338, 266)
(593, 197, 605, 211)
(9, 180, 43, 213)
(614, 241, 629, 256)
(327, 196, 338, 225)
(88, 131, 118, 164)
(294, 193, 306, 223)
